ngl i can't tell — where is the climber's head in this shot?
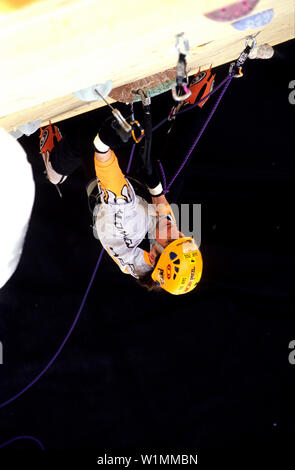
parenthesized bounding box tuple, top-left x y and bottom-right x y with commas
(151, 235, 202, 295)
(138, 215, 202, 294)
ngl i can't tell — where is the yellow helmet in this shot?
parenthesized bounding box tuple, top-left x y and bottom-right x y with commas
(151, 237, 203, 295)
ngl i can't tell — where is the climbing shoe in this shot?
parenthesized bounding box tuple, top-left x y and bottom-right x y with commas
(39, 122, 67, 185)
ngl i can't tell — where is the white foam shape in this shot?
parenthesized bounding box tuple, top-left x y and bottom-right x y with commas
(74, 80, 113, 102)
(10, 129, 24, 139)
(0, 128, 35, 289)
(18, 119, 42, 136)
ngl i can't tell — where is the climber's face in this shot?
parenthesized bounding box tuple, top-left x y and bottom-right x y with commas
(148, 218, 184, 266)
(155, 217, 183, 248)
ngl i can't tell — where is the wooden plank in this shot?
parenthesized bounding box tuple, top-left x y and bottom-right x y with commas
(0, 0, 294, 132)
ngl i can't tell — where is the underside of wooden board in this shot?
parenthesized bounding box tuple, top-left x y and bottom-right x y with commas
(0, 0, 294, 132)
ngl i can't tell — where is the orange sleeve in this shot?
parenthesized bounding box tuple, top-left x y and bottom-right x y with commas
(94, 150, 129, 199)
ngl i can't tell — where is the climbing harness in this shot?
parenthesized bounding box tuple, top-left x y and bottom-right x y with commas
(171, 33, 192, 102)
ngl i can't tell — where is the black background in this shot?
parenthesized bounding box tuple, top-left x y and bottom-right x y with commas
(0, 39, 294, 466)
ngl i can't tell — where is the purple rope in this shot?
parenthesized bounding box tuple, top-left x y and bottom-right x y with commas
(0, 247, 104, 410)
(127, 74, 233, 174)
(152, 74, 232, 133)
(0, 435, 45, 450)
(0, 131, 139, 449)
(126, 143, 136, 174)
(0, 134, 137, 415)
(157, 160, 167, 191)
(175, 74, 233, 117)
(164, 74, 234, 193)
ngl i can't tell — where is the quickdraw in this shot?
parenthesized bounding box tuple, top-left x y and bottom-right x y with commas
(229, 32, 261, 77)
(171, 33, 192, 102)
(129, 89, 152, 143)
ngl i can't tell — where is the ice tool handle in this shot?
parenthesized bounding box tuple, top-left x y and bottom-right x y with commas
(111, 108, 132, 134)
(94, 88, 132, 134)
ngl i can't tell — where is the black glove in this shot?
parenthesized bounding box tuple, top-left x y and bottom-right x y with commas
(96, 117, 131, 151)
(139, 145, 163, 196)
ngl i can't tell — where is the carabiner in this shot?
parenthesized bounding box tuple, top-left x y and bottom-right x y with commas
(175, 32, 190, 57)
(131, 120, 144, 143)
(246, 31, 261, 51)
(172, 33, 192, 102)
(229, 62, 244, 78)
(245, 36, 257, 51)
(229, 33, 261, 78)
(171, 83, 192, 101)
